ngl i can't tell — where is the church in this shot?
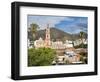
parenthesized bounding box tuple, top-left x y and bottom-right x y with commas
(34, 24, 51, 48)
(34, 24, 68, 50)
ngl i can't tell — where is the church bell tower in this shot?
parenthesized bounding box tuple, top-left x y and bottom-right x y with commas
(45, 24, 51, 47)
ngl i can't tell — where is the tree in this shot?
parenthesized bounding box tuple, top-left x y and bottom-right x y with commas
(80, 31, 84, 48)
(28, 48, 56, 66)
(30, 23, 39, 39)
(62, 36, 67, 43)
(79, 52, 87, 64)
(29, 23, 39, 47)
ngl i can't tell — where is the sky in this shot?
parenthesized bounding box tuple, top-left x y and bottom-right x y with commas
(28, 15, 88, 34)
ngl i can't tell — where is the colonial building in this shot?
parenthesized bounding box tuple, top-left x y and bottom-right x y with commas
(34, 37, 44, 48)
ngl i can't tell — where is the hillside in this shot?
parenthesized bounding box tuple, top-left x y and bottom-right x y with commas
(28, 27, 87, 42)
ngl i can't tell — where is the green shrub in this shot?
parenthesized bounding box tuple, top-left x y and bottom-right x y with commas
(28, 48, 56, 66)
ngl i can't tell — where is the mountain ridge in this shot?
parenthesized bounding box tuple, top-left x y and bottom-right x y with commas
(28, 27, 87, 41)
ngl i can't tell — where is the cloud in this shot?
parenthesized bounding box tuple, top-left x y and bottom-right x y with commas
(28, 15, 70, 29)
(28, 15, 88, 34)
(55, 17, 88, 34)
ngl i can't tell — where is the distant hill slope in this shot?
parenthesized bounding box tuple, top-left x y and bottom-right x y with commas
(28, 27, 87, 41)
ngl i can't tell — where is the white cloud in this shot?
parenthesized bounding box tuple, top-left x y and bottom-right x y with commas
(28, 15, 71, 29)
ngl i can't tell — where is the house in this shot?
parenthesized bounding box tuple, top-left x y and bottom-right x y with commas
(64, 40, 73, 48)
(51, 41, 66, 49)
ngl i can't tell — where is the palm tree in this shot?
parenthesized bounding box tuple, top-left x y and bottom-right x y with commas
(80, 31, 84, 48)
(30, 23, 39, 47)
(30, 23, 39, 39)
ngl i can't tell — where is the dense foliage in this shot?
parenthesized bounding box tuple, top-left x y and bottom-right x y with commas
(28, 48, 56, 66)
(74, 44, 87, 48)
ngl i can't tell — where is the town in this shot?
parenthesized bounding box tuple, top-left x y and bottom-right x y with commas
(28, 24, 88, 65)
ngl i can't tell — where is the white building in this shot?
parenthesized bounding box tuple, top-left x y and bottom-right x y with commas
(51, 41, 66, 49)
(34, 37, 45, 48)
(64, 40, 73, 48)
(73, 39, 88, 46)
(73, 39, 82, 46)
